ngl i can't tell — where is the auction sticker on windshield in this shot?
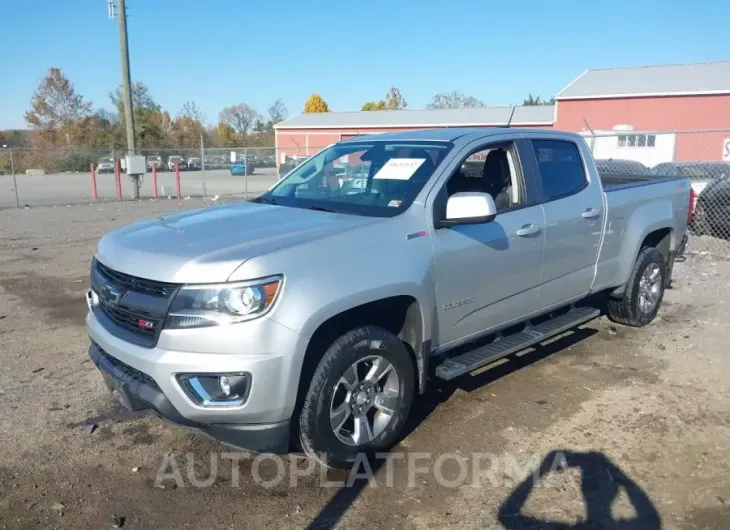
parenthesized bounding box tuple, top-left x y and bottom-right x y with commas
(373, 158, 425, 180)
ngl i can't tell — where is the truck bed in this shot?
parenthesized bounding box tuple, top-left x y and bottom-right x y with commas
(599, 172, 683, 192)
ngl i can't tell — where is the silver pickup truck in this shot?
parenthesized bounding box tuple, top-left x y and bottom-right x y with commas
(87, 128, 692, 467)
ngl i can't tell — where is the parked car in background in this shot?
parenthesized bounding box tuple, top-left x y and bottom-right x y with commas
(167, 155, 186, 171)
(229, 158, 253, 175)
(652, 161, 730, 196)
(146, 155, 164, 172)
(97, 158, 115, 174)
(87, 128, 691, 468)
(279, 156, 309, 178)
(186, 157, 202, 171)
(595, 159, 652, 176)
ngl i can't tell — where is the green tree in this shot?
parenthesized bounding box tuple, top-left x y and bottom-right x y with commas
(521, 94, 556, 106)
(110, 82, 166, 147)
(24, 67, 92, 146)
(384, 87, 407, 110)
(361, 100, 387, 111)
(426, 91, 485, 109)
(303, 94, 329, 113)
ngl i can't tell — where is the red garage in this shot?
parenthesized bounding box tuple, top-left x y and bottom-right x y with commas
(274, 106, 554, 164)
(274, 61, 730, 168)
(555, 61, 730, 164)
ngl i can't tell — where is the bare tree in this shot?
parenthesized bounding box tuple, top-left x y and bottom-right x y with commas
(426, 91, 485, 109)
(179, 101, 206, 124)
(384, 87, 407, 110)
(219, 104, 258, 134)
(267, 99, 288, 124)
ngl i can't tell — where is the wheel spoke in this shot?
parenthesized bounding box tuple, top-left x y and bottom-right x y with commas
(648, 266, 661, 284)
(374, 393, 398, 415)
(339, 364, 359, 391)
(365, 357, 394, 384)
(353, 414, 373, 445)
(330, 402, 350, 433)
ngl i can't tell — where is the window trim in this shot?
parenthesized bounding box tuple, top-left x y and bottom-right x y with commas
(528, 139, 589, 204)
(431, 139, 537, 228)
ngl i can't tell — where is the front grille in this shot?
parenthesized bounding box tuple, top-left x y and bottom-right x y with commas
(96, 260, 177, 297)
(92, 259, 179, 347)
(98, 299, 162, 339)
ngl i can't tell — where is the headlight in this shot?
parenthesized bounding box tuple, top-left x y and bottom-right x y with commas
(166, 276, 282, 329)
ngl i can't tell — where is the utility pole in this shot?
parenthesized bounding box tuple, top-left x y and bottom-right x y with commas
(114, 0, 141, 198)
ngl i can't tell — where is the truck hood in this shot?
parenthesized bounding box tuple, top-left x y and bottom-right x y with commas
(95, 202, 378, 283)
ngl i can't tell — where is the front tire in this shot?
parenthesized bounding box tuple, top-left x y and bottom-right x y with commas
(298, 326, 416, 469)
(606, 247, 666, 327)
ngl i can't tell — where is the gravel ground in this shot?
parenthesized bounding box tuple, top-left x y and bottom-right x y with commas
(0, 200, 729, 529)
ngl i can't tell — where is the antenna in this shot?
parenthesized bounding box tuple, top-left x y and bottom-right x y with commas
(505, 106, 516, 127)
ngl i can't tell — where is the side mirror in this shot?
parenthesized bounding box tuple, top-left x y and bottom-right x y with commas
(440, 192, 497, 227)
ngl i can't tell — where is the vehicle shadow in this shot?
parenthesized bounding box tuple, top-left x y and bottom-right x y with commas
(498, 450, 662, 529)
(306, 326, 600, 530)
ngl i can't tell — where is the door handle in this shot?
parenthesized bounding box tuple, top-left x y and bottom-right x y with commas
(516, 224, 542, 237)
(582, 208, 601, 219)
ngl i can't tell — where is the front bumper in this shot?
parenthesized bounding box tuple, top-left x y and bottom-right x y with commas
(90, 343, 290, 453)
(86, 309, 308, 453)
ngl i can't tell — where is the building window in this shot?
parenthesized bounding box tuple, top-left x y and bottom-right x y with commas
(616, 133, 656, 149)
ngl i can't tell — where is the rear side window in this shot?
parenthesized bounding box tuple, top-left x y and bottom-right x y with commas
(532, 140, 587, 201)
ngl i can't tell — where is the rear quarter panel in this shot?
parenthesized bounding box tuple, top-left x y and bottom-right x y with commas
(592, 178, 690, 292)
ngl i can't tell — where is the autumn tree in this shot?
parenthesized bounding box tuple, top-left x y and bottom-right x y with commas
(427, 91, 485, 109)
(521, 94, 556, 106)
(24, 67, 92, 146)
(303, 94, 329, 113)
(170, 102, 207, 148)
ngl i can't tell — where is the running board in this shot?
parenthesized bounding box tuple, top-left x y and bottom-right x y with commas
(434, 307, 601, 381)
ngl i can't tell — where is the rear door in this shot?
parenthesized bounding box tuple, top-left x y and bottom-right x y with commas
(528, 139, 604, 306)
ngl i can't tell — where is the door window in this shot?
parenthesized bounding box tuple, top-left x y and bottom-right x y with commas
(532, 140, 587, 201)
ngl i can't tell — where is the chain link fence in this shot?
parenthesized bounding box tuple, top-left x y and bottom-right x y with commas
(581, 129, 730, 259)
(0, 145, 283, 208)
(2, 129, 729, 258)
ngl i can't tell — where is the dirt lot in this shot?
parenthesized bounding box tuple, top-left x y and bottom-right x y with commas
(1, 200, 729, 529)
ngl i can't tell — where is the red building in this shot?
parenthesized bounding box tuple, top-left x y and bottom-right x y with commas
(274, 106, 554, 163)
(275, 61, 730, 167)
(555, 61, 730, 164)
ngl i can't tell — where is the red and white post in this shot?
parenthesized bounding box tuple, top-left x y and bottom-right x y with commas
(174, 162, 181, 200)
(151, 164, 158, 199)
(90, 163, 98, 201)
(114, 160, 123, 201)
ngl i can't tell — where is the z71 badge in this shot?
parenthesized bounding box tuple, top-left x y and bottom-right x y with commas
(443, 297, 475, 311)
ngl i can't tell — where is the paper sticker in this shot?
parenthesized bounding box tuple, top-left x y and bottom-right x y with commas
(387, 200, 402, 208)
(373, 158, 425, 180)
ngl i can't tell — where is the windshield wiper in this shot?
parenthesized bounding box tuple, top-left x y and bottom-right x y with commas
(250, 196, 278, 205)
(308, 203, 337, 213)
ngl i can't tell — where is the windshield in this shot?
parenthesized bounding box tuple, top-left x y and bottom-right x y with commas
(263, 140, 453, 217)
(99, 158, 113, 164)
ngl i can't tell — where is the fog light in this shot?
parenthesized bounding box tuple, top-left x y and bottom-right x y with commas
(219, 376, 231, 396)
(177, 373, 250, 407)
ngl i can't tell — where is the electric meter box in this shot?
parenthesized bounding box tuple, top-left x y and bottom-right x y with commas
(125, 155, 146, 175)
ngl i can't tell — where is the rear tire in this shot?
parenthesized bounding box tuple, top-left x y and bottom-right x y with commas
(606, 247, 666, 327)
(692, 201, 712, 237)
(298, 326, 416, 469)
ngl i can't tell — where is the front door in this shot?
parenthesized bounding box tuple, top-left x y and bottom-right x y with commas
(430, 139, 546, 349)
